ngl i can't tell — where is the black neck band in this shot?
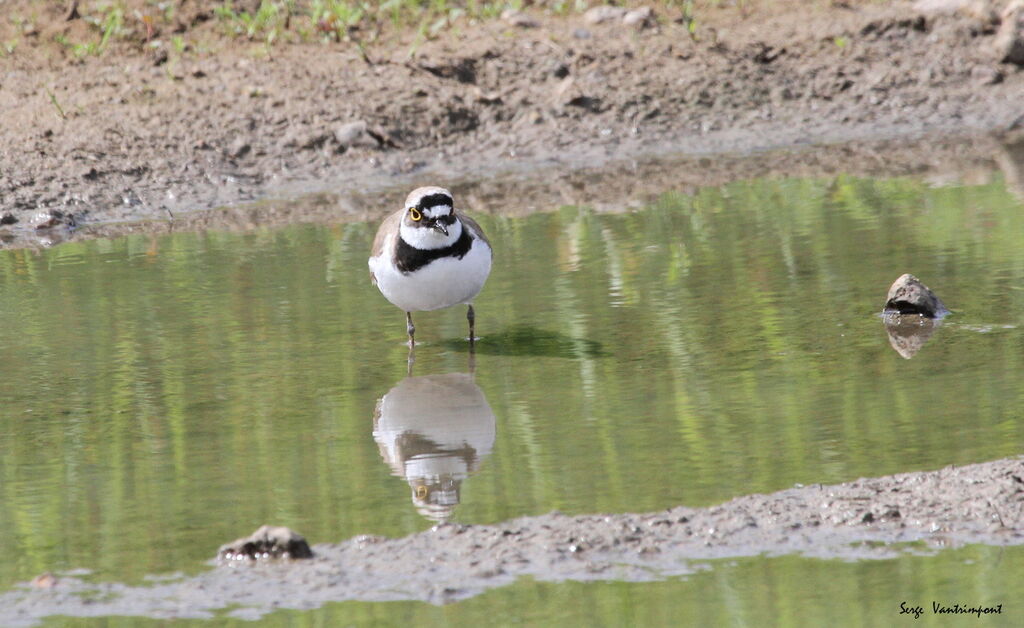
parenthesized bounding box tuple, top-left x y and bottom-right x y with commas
(394, 227, 473, 273)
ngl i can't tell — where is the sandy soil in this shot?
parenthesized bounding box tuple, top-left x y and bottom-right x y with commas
(2, 456, 1022, 624)
(1, 1, 1023, 248)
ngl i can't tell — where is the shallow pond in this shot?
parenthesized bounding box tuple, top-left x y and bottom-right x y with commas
(2, 169, 1023, 624)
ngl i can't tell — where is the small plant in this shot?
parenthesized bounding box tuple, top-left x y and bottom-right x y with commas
(215, 0, 296, 43)
(54, 32, 95, 57)
(93, 3, 126, 52)
(680, 0, 698, 41)
(407, 21, 428, 58)
(32, 0, 688, 54)
(549, 0, 587, 16)
(52, 1, 128, 56)
(380, 0, 423, 30)
(44, 87, 67, 120)
(311, 0, 367, 40)
(138, 11, 156, 42)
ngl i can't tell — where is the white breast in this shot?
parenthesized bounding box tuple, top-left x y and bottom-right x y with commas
(369, 235, 492, 313)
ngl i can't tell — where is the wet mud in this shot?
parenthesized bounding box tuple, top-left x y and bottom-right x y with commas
(7, 131, 1024, 250)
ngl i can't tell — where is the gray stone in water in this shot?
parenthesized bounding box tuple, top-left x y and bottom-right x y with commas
(217, 525, 313, 561)
(883, 273, 949, 318)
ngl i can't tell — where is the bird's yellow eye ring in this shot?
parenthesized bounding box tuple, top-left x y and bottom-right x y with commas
(408, 208, 422, 222)
(415, 485, 428, 499)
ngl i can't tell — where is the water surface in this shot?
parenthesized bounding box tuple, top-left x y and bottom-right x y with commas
(2, 171, 1023, 622)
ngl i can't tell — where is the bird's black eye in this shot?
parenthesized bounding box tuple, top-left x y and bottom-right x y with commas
(408, 208, 422, 222)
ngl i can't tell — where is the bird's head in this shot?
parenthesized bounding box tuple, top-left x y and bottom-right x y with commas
(403, 186, 459, 240)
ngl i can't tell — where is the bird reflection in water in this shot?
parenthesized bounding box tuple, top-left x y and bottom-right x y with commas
(372, 372, 496, 522)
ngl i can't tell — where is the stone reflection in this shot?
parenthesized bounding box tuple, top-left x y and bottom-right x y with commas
(372, 373, 496, 522)
(883, 315, 942, 359)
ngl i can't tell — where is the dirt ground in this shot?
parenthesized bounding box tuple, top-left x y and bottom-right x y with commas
(1, 0, 1024, 248)
(1, 456, 1022, 624)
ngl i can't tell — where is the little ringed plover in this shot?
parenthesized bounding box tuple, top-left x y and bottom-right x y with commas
(368, 186, 492, 347)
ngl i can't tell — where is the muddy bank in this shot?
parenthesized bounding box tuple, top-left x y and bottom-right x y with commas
(2, 456, 1022, 625)
(2, 1, 1024, 248)
(9, 131, 1024, 250)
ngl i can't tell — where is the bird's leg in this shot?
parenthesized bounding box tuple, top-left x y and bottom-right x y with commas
(467, 304, 476, 346)
(406, 343, 416, 377)
(406, 312, 416, 348)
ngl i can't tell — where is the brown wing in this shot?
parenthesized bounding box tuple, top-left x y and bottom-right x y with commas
(369, 208, 404, 283)
(456, 210, 490, 248)
(371, 208, 405, 258)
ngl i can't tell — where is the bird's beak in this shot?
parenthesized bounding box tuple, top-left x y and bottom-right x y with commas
(431, 222, 449, 236)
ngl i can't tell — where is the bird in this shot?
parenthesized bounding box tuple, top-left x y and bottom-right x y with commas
(368, 186, 492, 347)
